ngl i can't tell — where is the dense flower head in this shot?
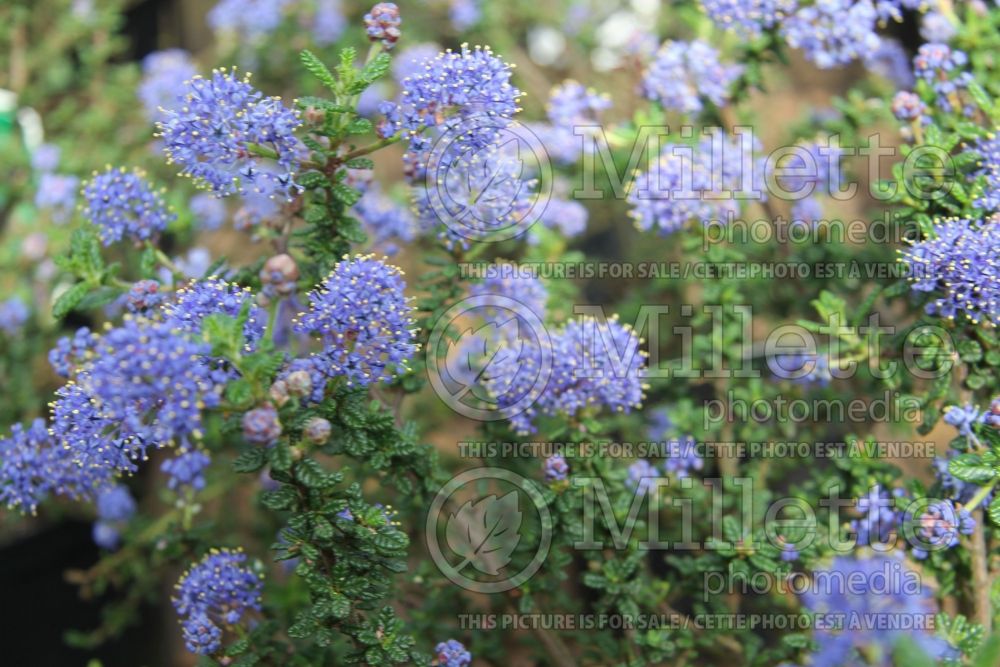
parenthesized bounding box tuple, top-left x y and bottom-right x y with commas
(352, 184, 417, 255)
(770, 352, 833, 386)
(35, 173, 79, 224)
(851, 484, 906, 547)
(49, 327, 98, 377)
(468, 264, 548, 323)
(642, 40, 743, 113)
(126, 280, 164, 314)
(662, 436, 704, 478)
(435, 639, 472, 667)
(488, 315, 646, 434)
(913, 43, 973, 114)
(449, 0, 481, 30)
(626, 459, 659, 492)
(364, 3, 401, 49)
(799, 553, 948, 665)
(0, 419, 111, 513)
(547, 80, 611, 127)
(0, 296, 29, 334)
(543, 454, 569, 482)
(943, 403, 985, 437)
(96, 484, 136, 522)
(414, 140, 538, 248)
(971, 133, 1000, 212)
(260, 253, 300, 297)
(534, 197, 588, 242)
(82, 167, 175, 245)
(781, 0, 881, 69)
(189, 193, 228, 231)
(51, 318, 221, 474)
(304, 417, 332, 444)
(864, 38, 914, 89)
(907, 499, 975, 559)
(628, 133, 763, 236)
(162, 277, 266, 351)
(242, 405, 282, 444)
(921, 11, 957, 43)
(700, 0, 794, 37)
(392, 43, 442, 83)
(173, 548, 263, 655)
(380, 44, 522, 152)
(899, 218, 1000, 326)
(294, 255, 417, 387)
(162, 448, 211, 492)
(891, 90, 929, 123)
(208, 0, 293, 40)
(310, 0, 346, 45)
(157, 68, 302, 199)
(138, 49, 198, 123)
(32, 143, 61, 173)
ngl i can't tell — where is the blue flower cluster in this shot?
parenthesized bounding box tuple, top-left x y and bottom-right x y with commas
(972, 133, 1000, 212)
(35, 173, 80, 224)
(138, 49, 198, 123)
(294, 254, 417, 388)
(352, 184, 417, 255)
(363, 3, 401, 49)
(51, 318, 221, 475)
(628, 132, 763, 236)
(642, 40, 743, 114)
(379, 44, 522, 152)
(487, 316, 646, 434)
(435, 639, 472, 667)
(0, 296, 29, 335)
(900, 217, 1000, 326)
(913, 43, 973, 115)
(173, 548, 263, 655)
(0, 419, 111, 513)
(908, 499, 975, 559)
(163, 277, 266, 351)
(162, 448, 212, 492)
(781, 0, 881, 69)
(851, 484, 906, 547)
(126, 279, 164, 314)
(799, 553, 949, 665)
(93, 484, 137, 550)
(700, 0, 794, 37)
(49, 327, 98, 377)
(82, 167, 175, 245)
(468, 265, 548, 323)
(543, 454, 569, 482)
(158, 68, 302, 199)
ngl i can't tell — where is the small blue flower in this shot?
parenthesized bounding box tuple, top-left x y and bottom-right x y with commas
(189, 193, 228, 231)
(642, 40, 743, 113)
(82, 167, 175, 245)
(138, 49, 198, 123)
(900, 218, 1000, 326)
(35, 173, 79, 224)
(781, 0, 881, 69)
(626, 459, 660, 492)
(435, 639, 471, 667)
(294, 254, 417, 388)
(158, 68, 302, 199)
(543, 454, 569, 482)
(243, 405, 282, 444)
(162, 448, 211, 492)
(363, 3, 401, 49)
(126, 280, 164, 314)
(0, 297, 29, 335)
(173, 548, 263, 655)
(908, 499, 975, 559)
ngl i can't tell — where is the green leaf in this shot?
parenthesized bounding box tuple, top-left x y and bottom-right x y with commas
(296, 458, 334, 488)
(233, 447, 268, 473)
(346, 157, 375, 169)
(346, 118, 373, 135)
(270, 443, 293, 472)
(53, 282, 90, 319)
(332, 183, 362, 206)
(361, 52, 392, 83)
(988, 495, 1000, 527)
(300, 50, 338, 91)
(949, 454, 996, 483)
